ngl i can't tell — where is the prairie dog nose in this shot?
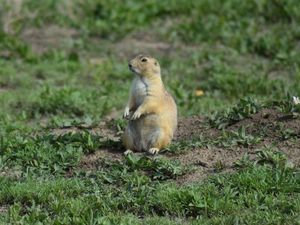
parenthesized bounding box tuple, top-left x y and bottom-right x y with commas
(128, 63, 132, 68)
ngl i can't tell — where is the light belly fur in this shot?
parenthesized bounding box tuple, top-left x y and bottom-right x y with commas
(132, 78, 147, 106)
(128, 114, 160, 151)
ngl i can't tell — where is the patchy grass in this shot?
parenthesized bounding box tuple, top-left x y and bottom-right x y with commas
(0, 0, 300, 224)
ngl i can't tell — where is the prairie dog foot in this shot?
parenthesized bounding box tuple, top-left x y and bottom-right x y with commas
(124, 149, 133, 156)
(148, 148, 159, 155)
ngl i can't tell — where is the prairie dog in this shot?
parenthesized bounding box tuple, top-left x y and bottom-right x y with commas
(122, 54, 177, 155)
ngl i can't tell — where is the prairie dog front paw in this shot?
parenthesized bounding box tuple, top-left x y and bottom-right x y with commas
(123, 107, 130, 119)
(131, 110, 142, 120)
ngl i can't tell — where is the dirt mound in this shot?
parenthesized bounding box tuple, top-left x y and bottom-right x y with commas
(229, 108, 299, 139)
(174, 115, 208, 141)
(52, 108, 299, 184)
(172, 108, 300, 184)
(227, 108, 300, 164)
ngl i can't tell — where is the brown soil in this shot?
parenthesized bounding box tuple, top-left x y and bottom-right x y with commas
(21, 25, 79, 54)
(0, 86, 12, 93)
(174, 108, 300, 184)
(174, 115, 208, 141)
(51, 107, 300, 185)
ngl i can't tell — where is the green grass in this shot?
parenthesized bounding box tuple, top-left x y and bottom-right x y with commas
(0, 0, 300, 224)
(0, 152, 299, 224)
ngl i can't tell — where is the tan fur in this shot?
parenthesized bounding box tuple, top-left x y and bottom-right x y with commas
(122, 54, 177, 154)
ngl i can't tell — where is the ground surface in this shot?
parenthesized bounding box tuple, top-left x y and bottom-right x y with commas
(0, 1, 300, 224)
(62, 108, 300, 186)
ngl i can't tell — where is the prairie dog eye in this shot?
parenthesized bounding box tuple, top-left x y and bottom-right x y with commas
(154, 61, 158, 66)
(141, 58, 147, 62)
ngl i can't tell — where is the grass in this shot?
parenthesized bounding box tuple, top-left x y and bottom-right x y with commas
(1, 151, 299, 224)
(0, 0, 300, 224)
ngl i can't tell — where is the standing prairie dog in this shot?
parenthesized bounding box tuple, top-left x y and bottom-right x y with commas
(122, 54, 177, 155)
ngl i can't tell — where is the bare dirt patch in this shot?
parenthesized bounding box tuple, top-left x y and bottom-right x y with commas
(0, 82, 17, 93)
(51, 120, 124, 171)
(51, 120, 119, 141)
(21, 25, 79, 54)
(51, 108, 299, 184)
(172, 108, 300, 184)
(174, 115, 207, 141)
(227, 108, 300, 162)
(0, 86, 12, 93)
(80, 149, 122, 171)
(172, 147, 248, 184)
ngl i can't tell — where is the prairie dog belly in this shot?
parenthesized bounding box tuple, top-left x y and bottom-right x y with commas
(128, 114, 161, 151)
(132, 78, 147, 106)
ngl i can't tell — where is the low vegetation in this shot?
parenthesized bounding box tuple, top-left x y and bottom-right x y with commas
(0, 0, 299, 224)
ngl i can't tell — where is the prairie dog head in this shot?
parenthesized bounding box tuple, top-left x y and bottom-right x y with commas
(128, 54, 161, 77)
